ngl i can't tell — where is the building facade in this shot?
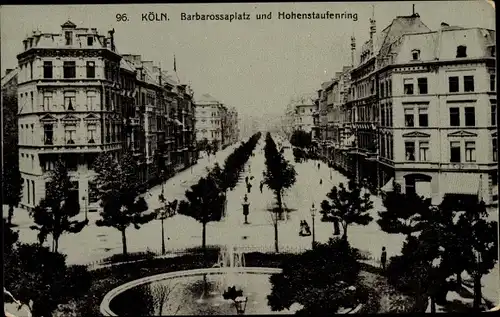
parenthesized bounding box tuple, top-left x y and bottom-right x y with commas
(14, 21, 199, 212)
(293, 104, 316, 133)
(314, 13, 497, 205)
(16, 21, 123, 211)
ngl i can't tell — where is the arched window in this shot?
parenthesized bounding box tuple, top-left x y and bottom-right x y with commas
(411, 49, 420, 60)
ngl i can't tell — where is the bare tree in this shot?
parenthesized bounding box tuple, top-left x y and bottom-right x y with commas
(152, 281, 183, 315)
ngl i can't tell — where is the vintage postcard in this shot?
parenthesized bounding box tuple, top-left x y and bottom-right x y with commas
(1, 1, 498, 316)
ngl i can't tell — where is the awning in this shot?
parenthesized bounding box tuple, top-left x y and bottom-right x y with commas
(443, 173, 480, 195)
(381, 178, 394, 192)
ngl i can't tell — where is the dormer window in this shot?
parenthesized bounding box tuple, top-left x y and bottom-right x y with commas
(65, 31, 73, 45)
(456, 45, 467, 58)
(411, 49, 420, 60)
(87, 36, 93, 46)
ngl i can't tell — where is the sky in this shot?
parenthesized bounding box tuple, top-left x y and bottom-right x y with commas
(0, 1, 495, 123)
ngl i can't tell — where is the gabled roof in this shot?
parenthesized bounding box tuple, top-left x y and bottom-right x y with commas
(61, 20, 77, 28)
(196, 93, 220, 105)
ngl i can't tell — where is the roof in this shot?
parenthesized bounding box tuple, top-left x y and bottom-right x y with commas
(375, 15, 431, 59)
(61, 20, 77, 28)
(195, 93, 221, 105)
(1, 68, 18, 87)
(120, 59, 135, 73)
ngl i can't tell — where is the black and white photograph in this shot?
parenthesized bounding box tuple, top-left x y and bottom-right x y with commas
(1, 1, 498, 316)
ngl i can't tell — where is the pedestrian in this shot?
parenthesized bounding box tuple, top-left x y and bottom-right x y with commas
(317, 163, 320, 170)
(381, 246, 387, 271)
(319, 179, 322, 185)
(260, 181, 264, 193)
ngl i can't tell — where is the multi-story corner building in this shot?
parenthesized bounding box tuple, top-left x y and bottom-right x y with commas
(293, 104, 316, 133)
(173, 83, 196, 169)
(194, 93, 225, 146)
(377, 22, 496, 205)
(16, 21, 123, 211)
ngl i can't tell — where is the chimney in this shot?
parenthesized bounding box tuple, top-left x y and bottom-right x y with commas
(5, 69, 13, 76)
(108, 29, 115, 51)
(350, 36, 356, 66)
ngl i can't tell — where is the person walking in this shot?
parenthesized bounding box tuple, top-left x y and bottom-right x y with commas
(317, 162, 320, 170)
(381, 246, 387, 271)
(259, 181, 264, 193)
(319, 179, 322, 185)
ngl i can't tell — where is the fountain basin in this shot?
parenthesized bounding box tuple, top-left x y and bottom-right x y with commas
(100, 267, 284, 316)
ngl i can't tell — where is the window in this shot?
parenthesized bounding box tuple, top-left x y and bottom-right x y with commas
(43, 92, 52, 111)
(65, 31, 73, 45)
(419, 141, 429, 161)
(44, 124, 53, 145)
(417, 78, 428, 94)
(86, 91, 96, 111)
(27, 179, 30, 204)
(449, 76, 459, 93)
(65, 124, 76, 144)
(449, 107, 460, 126)
(464, 107, 475, 126)
(63, 61, 76, 78)
(465, 141, 476, 162)
(404, 108, 414, 127)
(450, 141, 461, 163)
(87, 36, 93, 46)
(86, 61, 95, 78)
(404, 78, 414, 95)
(418, 108, 428, 127)
(30, 92, 34, 112)
(464, 76, 474, 92)
(494, 138, 498, 162)
(491, 102, 497, 126)
(405, 141, 416, 161)
(380, 83, 385, 98)
(412, 49, 420, 60)
(43, 62, 53, 78)
(31, 180, 35, 204)
(64, 91, 76, 110)
(456, 45, 467, 58)
(491, 46, 496, 57)
(87, 124, 96, 143)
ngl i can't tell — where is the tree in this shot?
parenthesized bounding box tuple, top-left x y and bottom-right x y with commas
(268, 238, 368, 314)
(93, 152, 156, 257)
(377, 182, 432, 239)
(30, 160, 87, 253)
(386, 230, 445, 313)
(179, 175, 224, 259)
(320, 180, 373, 240)
(2, 93, 23, 226)
(210, 139, 219, 155)
(197, 138, 210, 156)
(290, 130, 312, 149)
(438, 197, 498, 310)
(158, 194, 177, 255)
(263, 132, 297, 252)
(4, 243, 91, 317)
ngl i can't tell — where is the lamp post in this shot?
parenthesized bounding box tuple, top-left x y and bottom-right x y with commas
(234, 296, 248, 315)
(242, 194, 250, 224)
(161, 169, 165, 195)
(310, 203, 316, 249)
(82, 196, 88, 221)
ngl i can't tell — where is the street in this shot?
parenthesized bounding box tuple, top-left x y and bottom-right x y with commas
(4, 136, 498, 304)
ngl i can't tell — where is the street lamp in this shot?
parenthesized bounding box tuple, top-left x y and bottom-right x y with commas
(82, 196, 88, 221)
(242, 194, 250, 224)
(161, 169, 166, 195)
(310, 203, 317, 249)
(234, 296, 248, 315)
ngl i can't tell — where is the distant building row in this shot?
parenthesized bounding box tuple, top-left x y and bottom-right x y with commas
(299, 12, 497, 205)
(195, 93, 239, 149)
(2, 20, 239, 212)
